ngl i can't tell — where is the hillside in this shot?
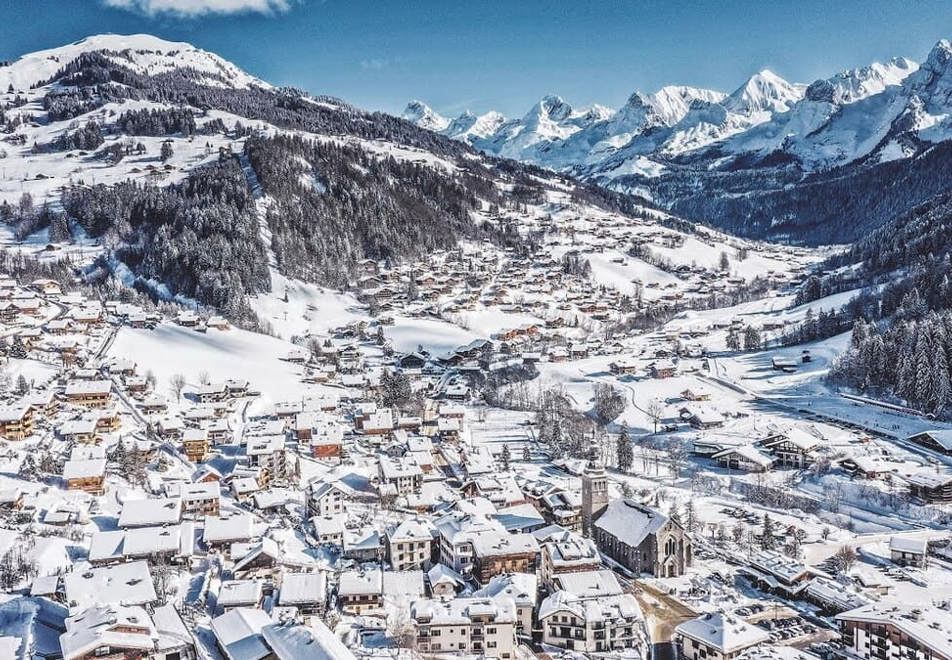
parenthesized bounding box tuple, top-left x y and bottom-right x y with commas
(0, 34, 667, 324)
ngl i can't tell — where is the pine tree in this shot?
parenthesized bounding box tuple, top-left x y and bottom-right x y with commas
(500, 444, 511, 471)
(616, 424, 633, 472)
(761, 514, 775, 550)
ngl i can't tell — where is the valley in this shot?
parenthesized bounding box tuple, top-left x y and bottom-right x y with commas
(0, 30, 947, 660)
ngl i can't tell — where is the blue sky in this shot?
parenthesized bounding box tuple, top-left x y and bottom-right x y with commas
(2, 0, 952, 117)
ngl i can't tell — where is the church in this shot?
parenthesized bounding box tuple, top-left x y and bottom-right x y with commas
(582, 462, 692, 577)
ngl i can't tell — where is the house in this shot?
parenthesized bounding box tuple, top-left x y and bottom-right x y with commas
(608, 358, 639, 375)
(471, 573, 538, 636)
(63, 561, 156, 612)
(411, 597, 518, 659)
(591, 499, 692, 578)
(63, 458, 106, 495)
(337, 569, 382, 614)
(218, 579, 265, 611)
(210, 607, 273, 660)
(712, 445, 774, 472)
(59, 604, 195, 660)
(471, 532, 540, 584)
(311, 514, 346, 546)
(907, 472, 952, 502)
(261, 619, 357, 660)
(183, 428, 210, 463)
(539, 591, 646, 654)
(306, 481, 352, 518)
(203, 513, 255, 548)
(118, 497, 182, 529)
(387, 517, 435, 571)
(246, 434, 288, 481)
(889, 535, 928, 568)
(906, 429, 952, 456)
(0, 404, 34, 440)
(378, 455, 423, 495)
(537, 528, 602, 590)
(172, 481, 221, 517)
(278, 571, 327, 618)
(675, 612, 770, 660)
(88, 524, 194, 565)
(650, 360, 677, 379)
(64, 380, 112, 408)
(761, 429, 819, 468)
(836, 603, 952, 660)
(680, 405, 725, 429)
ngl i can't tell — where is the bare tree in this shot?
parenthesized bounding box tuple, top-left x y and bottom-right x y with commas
(169, 373, 186, 401)
(834, 545, 858, 574)
(645, 399, 664, 434)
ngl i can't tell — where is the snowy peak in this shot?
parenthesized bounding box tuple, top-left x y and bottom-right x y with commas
(806, 57, 918, 104)
(445, 110, 506, 141)
(402, 100, 450, 131)
(0, 33, 268, 92)
(649, 85, 727, 125)
(724, 69, 805, 116)
(525, 94, 574, 123)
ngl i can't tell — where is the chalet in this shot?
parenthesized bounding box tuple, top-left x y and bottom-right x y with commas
(472, 531, 540, 584)
(218, 579, 265, 611)
(609, 358, 640, 375)
(906, 429, 952, 456)
(680, 387, 711, 401)
(338, 569, 382, 614)
(60, 604, 195, 660)
(278, 571, 328, 618)
(312, 513, 346, 546)
(182, 428, 210, 463)
(119, 497, 182, 529)
(712, 445, 774, 472)
(194, 382, 228, 404)
(761, 428, 820, 468)
(64, 379, 111, 408)
(679, 405, 725, 429)
(889, 535, 928, 568)
(63, 458, 106, 495)
(172, 481, 221, 517)
(650, 360, 677, 379)
(203, 513, 255, 548)
(907, 472, 952, 502)
(246, 434, 287, 481)
(0, 403, 34, 440)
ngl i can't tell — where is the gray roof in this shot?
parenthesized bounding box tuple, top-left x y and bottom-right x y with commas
(593, 499, 670, 548)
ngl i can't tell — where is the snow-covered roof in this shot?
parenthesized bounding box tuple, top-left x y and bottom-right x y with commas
(279, 572, 327, 606)
(261, 620, 356, 660)
(551, 569, 623, 599)
(63, 561, 156, 612)
(210, 608, 273, 660)
(411, 596, 517, 625)
(675, 612, 770, 653)
(593, 499, 670, 548)
(118, 497, 182, 528)
(836, 603, 952, 653)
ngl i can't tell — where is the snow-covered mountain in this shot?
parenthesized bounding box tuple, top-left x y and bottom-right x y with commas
(0, 33, 655, 320)
(0, 33, 269, 91)
(402, 46, 952, 178)
(401, 100, 449, 131)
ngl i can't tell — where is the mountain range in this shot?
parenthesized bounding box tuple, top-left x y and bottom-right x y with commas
(405, 41, 952, 243)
